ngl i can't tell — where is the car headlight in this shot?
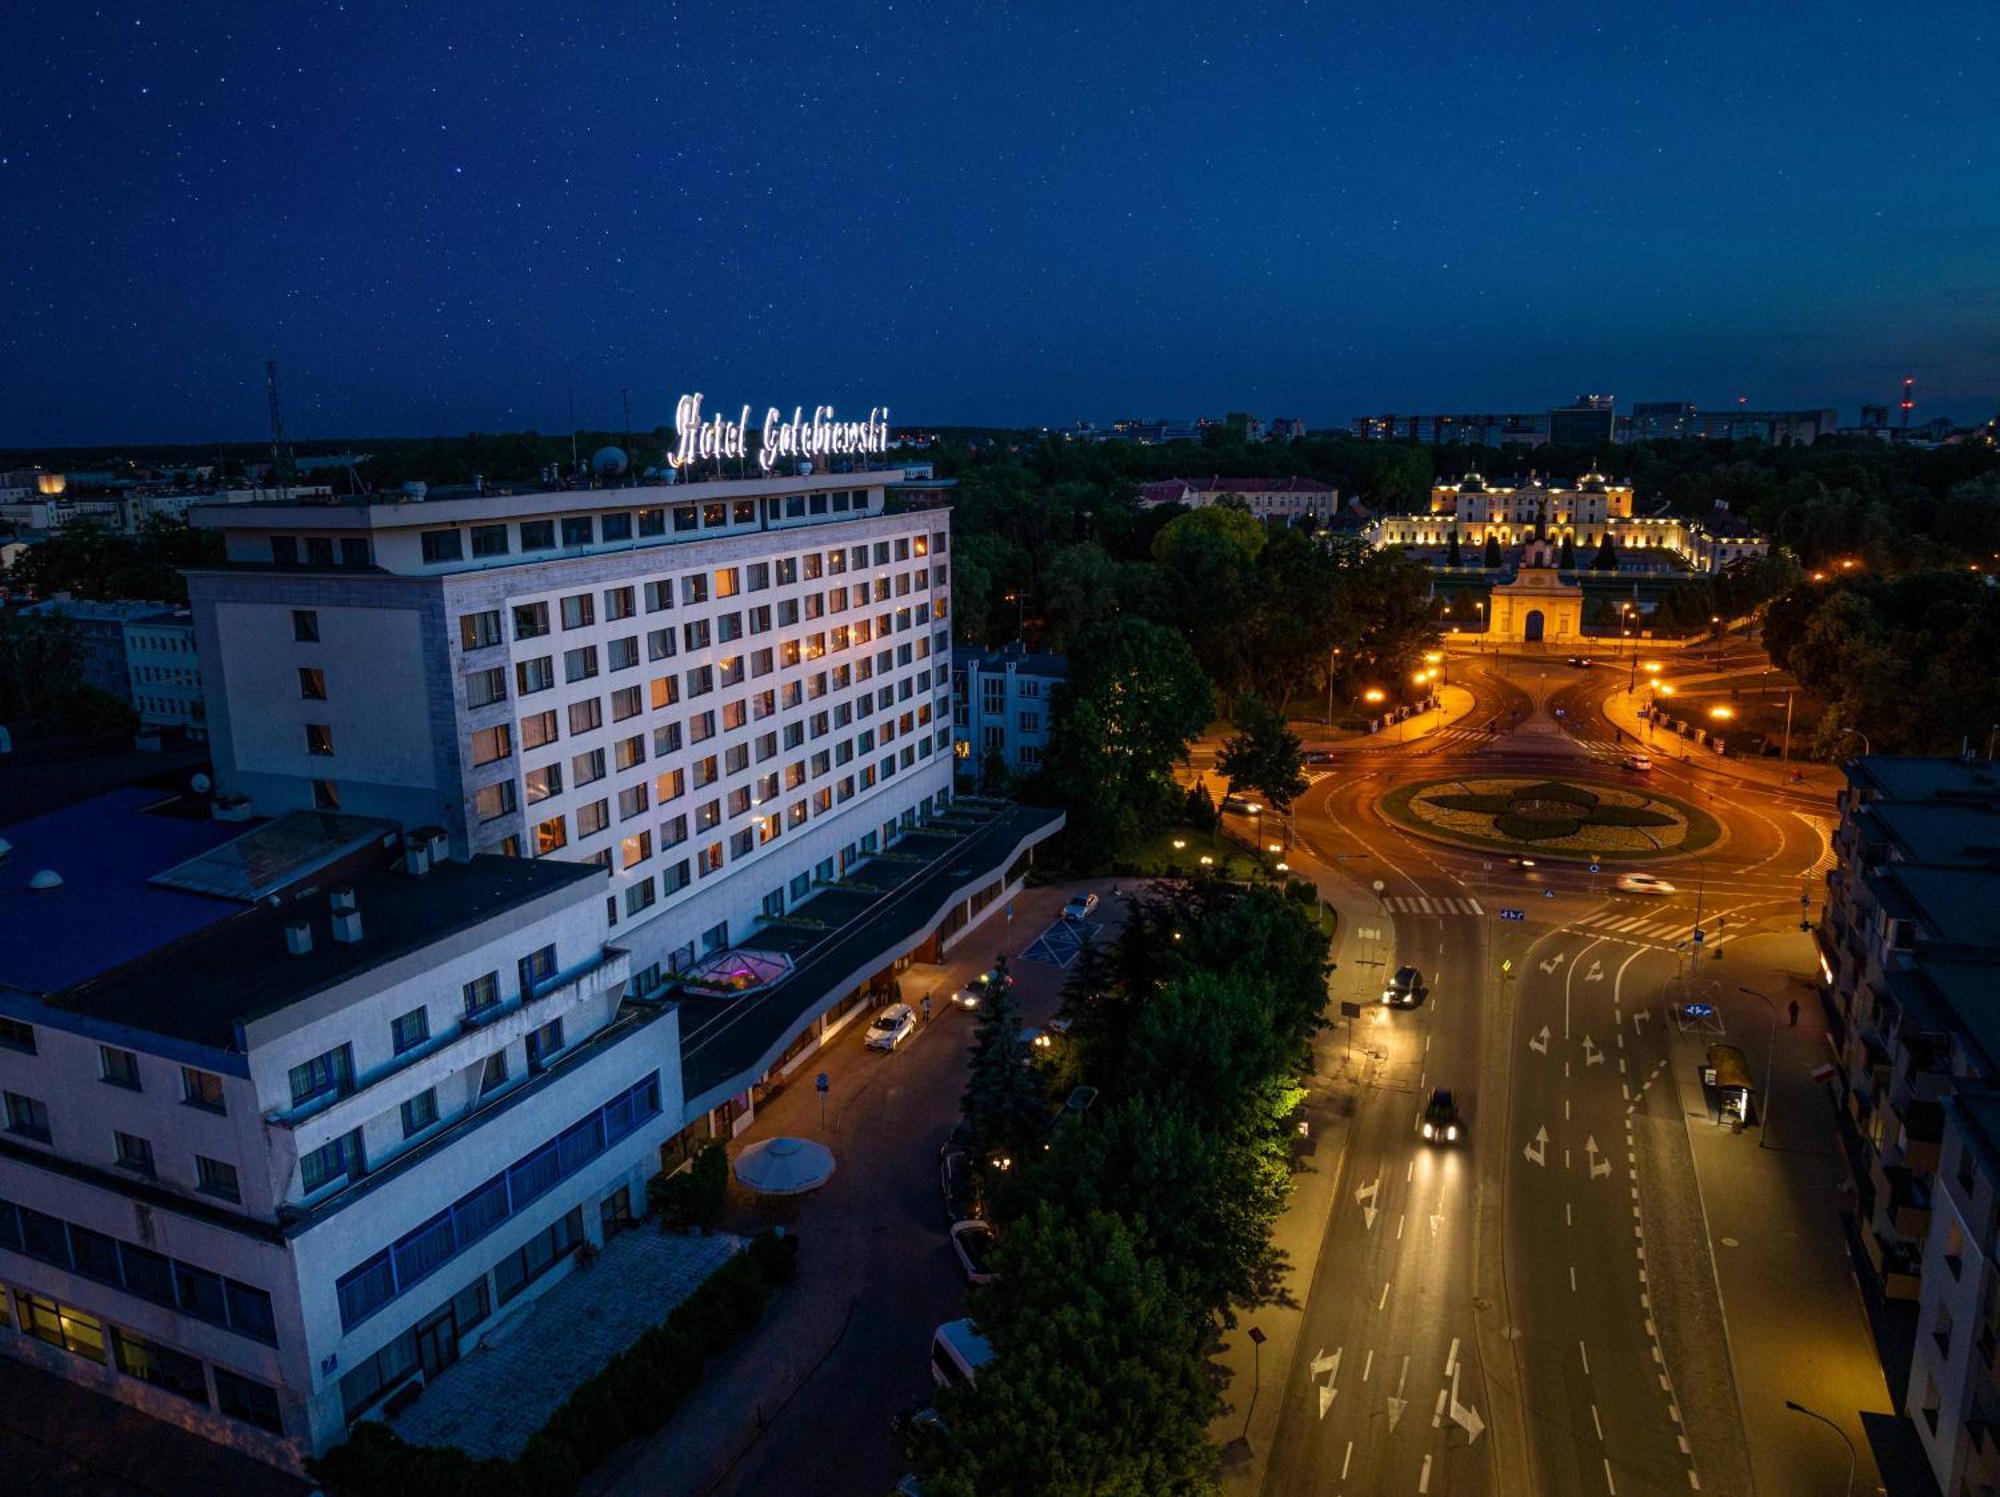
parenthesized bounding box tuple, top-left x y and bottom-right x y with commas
(1421, 1122, 1434, 1138)
(1446, 1125, 1458, 1141)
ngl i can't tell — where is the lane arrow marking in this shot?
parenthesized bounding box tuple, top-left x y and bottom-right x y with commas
(1541, 951, 1567, 974)
(1309, 1346, 1341, 1381)
(1586, 1135, 1612, 1180)
(1583, 1033, 1604, 1067)
(1530, 1024, 1550, 1055)
(1318, 1381, 1337, 1419)
(1524, 1125, 1548, 1167)
(1586, 960, 1605, 982)
(1356, 1177, 1380, 1231)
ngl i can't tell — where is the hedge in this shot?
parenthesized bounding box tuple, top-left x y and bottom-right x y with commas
(308, 1228, 800, 1497)
(1494, 813, 1582, 841)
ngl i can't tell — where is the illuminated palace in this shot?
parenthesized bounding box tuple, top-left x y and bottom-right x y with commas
(1364, 470, 1767, 574)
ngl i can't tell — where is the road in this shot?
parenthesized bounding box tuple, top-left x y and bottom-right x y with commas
(1254, 648, 1838, 1497)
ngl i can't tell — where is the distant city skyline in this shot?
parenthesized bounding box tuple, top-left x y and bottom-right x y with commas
(3, 1, 1996, 445)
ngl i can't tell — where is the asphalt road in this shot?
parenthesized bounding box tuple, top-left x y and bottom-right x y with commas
(1255, 648, 1837, 1497)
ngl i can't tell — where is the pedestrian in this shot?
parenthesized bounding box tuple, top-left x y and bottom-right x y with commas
(921, 993, 933, 1026)
(1788, 998, 1800, 1028)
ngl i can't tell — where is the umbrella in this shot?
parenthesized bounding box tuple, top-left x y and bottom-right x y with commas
(733, 1136, 836, 1195)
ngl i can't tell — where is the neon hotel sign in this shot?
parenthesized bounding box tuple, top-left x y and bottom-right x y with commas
(668, 392, 890, 473)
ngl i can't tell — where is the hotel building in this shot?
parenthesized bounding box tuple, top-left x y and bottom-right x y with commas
(184, 473, 958, 994)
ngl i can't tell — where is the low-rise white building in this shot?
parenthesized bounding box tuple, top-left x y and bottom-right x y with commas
(1135, 475, 1338, 524)
(953, 643, 1066, 785)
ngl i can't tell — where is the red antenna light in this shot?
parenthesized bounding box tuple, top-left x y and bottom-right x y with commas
(1900, 376, 1916, 429)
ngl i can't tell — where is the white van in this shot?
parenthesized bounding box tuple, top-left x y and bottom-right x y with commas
(930, 1318, 996, 1392)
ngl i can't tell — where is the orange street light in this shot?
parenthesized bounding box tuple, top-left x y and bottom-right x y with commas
(1171, 838, 1187, 851)
(1708, 706, 1734, 721)
(1363, 688, 1387, 704)
(1424, 651, 1444, 665)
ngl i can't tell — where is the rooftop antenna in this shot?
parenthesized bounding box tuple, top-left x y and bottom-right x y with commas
(265, 359, 295, 501)
(621, 387, 633, 487)
(567, 364, 580, 480)
(1900, 376, 1916, 430)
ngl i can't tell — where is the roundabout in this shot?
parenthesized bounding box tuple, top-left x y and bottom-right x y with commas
(1378, 773, 1723, 861)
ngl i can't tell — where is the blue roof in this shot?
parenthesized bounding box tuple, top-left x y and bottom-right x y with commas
(0, 786, 249, 997)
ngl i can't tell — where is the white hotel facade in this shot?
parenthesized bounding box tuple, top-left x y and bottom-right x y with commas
(185, 471, 958, 993)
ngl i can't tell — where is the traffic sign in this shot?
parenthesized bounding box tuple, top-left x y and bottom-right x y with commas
(1499, 909, 1525, 922)
(1692, 927, 1706, 945)
(815, 1072, 829, 1094)
(1543, 888, 1556, 899)
(1588, 863, 1601, 874)
(1501, 958, 1514, 974)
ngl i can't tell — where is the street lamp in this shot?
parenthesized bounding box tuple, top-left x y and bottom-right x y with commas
(1737, 986, 1782, 1150)
(1835, 726, 1871, 758)
(1783, 1400, 1855, 1497)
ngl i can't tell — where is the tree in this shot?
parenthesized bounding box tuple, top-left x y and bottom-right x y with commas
(1039, 619, 1213, 853)
(1558, 532, 1576, 569)
(1590, 533, 1619, 571)
(1215, 692, 1307, 815)
(960, 969, 1049, 1183)
(1036, 541, 1124, 652)
(920, 1206, 1220, 1497)
(1445, 529, 1462, 567)
(1482, 533, 1502, 568)
(1182, 781, 1218, 832)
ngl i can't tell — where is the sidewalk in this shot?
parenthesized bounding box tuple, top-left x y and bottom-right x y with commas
(1664, 931, 1892, 1496)
(1600, 681, 1844, 799)
(1290, 682, 1478, 750)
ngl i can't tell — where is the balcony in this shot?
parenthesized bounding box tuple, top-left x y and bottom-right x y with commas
(1862, 1222, 1925, 1301)
(274, 948, 630, 1157)
(1873, 1159, 1935, 1245)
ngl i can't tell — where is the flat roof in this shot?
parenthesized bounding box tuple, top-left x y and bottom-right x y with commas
(0, 787, 252, 997)
(1882, 866, 2000, 949)
(1851, 757, 2000, 805)
(151, 811, 398, 901)
(1870, 802, 2000, 867)
(190, 469, 894, 529)
(48, 855, 603, 1050)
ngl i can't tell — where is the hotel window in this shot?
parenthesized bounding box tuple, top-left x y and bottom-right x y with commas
(714, 566, 742, 599)
(784, 495, 806, 518)
(734, 498, 757, 523)
(301, 1129, 364, 1194)
(535, 815, 568, 855)
(114, 1329, 208, 1406)
(719, 654, 746, 688)
(695, 798, 721, 831)
(560, 593, 595, 631)
(297, 666, 329, 702)
(611, 684, 643, 721)
(683, 618, 711, 651)
(470, 525, 509, 559)
(681, 573, 708, 605)
(624, 878, 656, 917)
(521, 708, 559, 750)
(470, 723, 512, 766)
(519, 519, 556, 551)
(638, 508, 667, 537)
(620, 830, 651, 870)
(495, 1206, 585, 1305)
(702, 502, 727, 527)
(648, 627, 676, 662)
(751, 646, 775, 677)
(732, 829, 756, 856)
(662, 859, 691, 895)
(401, 1088, 439, 1138)
(749, 604, 772, 635)
(564, 646, 599, 684)
(19, 1293, 105, 1364)
(572, 747, 607, 786)
(463, 971, 501, 1018)
(0, 1018, 34, 1054)
(526, 1018, 566, 1074)
(391, 1007, 430, 1054)
(722, 700, 748, 731)
(177, 1067, 226, 1114)
(305, 723, 335, 756)
(525, 762, 563, 803)
(289, 1044, 354, 1107)
(687, 665, 715, 698)
(466, 666, 507, 709)
(460, 610, 504, 651)
(420, 529, 463, 563)
(568, 697, 603, 735)
(94, 1044, 140, 1090)
(692, 754, 719, 789)
(747, 561, 771, 591)
(479, 1051, 510, 1098)
(601, 512, 633, 542)
(473, 780, 517, 822)
(609, 635, 640, 671)
(618, 783, 649, 822)
(613, 733, 646, 772)
(196, 1155, 241, 1203)
(5, 1091, 51, 1141)
(605, 585, 637, 621)
(660, 811, 689, 847)
(577, 799, 610, 837)
(513, 602, 550, 640)
(215, 1369, 282, 1433)
(697, 841, 724, 877)
(673, 505, 698, 533)
(561, 516, 595, 547)
(517, 655, 556, 696)
(716, 611, 743, 643)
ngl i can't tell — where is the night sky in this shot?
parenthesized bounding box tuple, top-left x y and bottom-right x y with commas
(4, 2, 1996, 445)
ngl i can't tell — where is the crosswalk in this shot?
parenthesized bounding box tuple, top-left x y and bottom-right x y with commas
(1381, 895, 1485, 915)
(1569, 909, 1708, 943)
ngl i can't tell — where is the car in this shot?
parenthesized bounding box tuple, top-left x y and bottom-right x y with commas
(865, 1002, 917, 1051)
(1304, 749, 1336, 765)
(1420, 1088, 1461, 1144)
(1566, 656, 1595, 669)
(1221, 793, 1264, 816)
(1019, 1026, 1054, 1053)
(950, 968, 1014, 1010)
(1621, 754, 1653, 772)
(950, 1220, 998, 1285)
(1061, 891, 1100, 922)
(1381, 965, 1428, 1007)
(1615, 873, 1676, 896)
(939, 1142, 976, 1222)
(1506, 854, 1538, 869)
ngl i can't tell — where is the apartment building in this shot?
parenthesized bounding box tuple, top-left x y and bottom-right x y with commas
(1919, 1089, 2000, 1496)
(186, 473, 958, 993)
(21, 598, 207, 734)
(0, 788, 665, 1463)
(1817, 756, 2000, 1494)
(1134, 475, 1338, 523)
(954, 643, 1067, 786)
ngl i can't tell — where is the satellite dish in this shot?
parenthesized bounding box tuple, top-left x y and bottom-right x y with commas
(28, 869, 63, 892)
(592, 445, 629, 478)
(191, 772, 213, 794)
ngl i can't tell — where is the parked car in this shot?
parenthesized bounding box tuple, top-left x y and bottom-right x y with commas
(1381, 965, 1428, 1008)
(1061, 891, 1100, 922)
(1621, 754, 1653, 772)
(939, 1142, 976, 1222)
(865, 1002, 917, 1051)
(1615, 873, 1676, 896)
(1420, 1088, 1461, 1144)
(950, 1220, 998, 1285)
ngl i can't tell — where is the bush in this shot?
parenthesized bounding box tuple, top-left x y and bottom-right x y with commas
(1494, 813, 1582, 841)
(1518, 780, 1598, 806)
(309, 1230, 798, 1496)
(647, 1139, 729, 1231)
(1583, 805, 1676, 827)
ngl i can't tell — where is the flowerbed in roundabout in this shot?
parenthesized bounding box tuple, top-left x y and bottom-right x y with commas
(1378, 775, 1722, 860)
